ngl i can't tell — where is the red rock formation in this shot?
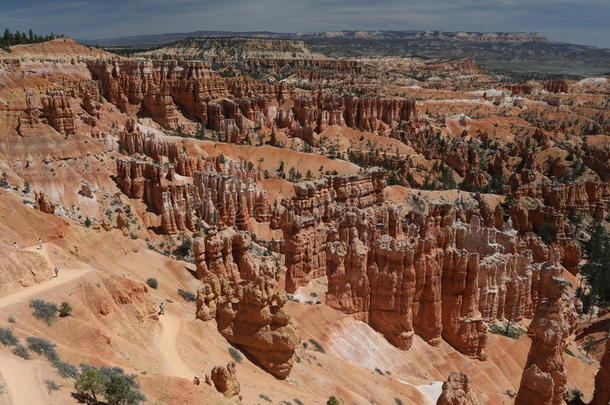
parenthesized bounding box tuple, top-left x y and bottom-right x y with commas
(515, 250, 573, 405)
(35, 191, 56, 214)
(194, 230, 275, 282)
(291, 92, 417, 135)
(592, 338, 610, 405)
(281, 172, 541, 359)
(436, 372, 480, 405)
(206, 362, 240, 399)
(196, 275, 298, 379)
(115, 159, 200, 234)
(544, 79, 569, 93)
(40, 91, 77, 135)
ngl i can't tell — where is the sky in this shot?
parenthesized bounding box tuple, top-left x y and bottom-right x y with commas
(2, 0, 609, 47)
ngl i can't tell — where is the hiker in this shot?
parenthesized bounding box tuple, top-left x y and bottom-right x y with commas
(13, 241, 17, 249)
(37, 238, 43, 250)
(159, 302, 165, 315)
(193, 376, 200, 386)
(54, 267, 59, 278)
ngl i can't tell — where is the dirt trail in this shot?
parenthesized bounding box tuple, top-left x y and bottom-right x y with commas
(0, 350, 49, 405)
(158, 309, 197, 379)
(0, 243, 94, 405)
(0, 244, 93, 309)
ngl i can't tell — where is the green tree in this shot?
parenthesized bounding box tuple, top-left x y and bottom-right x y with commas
(327, 397, 340, 405)
(75, 367, 106, 402)
(59, 302, 72, 317)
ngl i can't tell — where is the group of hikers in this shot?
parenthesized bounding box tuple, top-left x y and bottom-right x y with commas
(12, 238, 59, 277)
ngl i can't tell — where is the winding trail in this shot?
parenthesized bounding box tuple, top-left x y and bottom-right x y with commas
(158, 311, 197, 379)
(0, 244, 92, 309)
(0, 243, 94, 405)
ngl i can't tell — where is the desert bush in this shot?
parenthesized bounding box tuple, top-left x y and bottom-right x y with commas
(7, 315, 16, 323)
(259, 394, 272, 402)
(308, 338, 325, 353)
(0, 328, 18, 346)
(146, 278, 158, 289)
(29, 299, 58, 325)
(12, 344, 30, 359)
(327, 397, 340, 405)
(175, 237, 192, 258)
(26, 336, 58, 361)
(488, 323, 526, 339)
(395, 399, 404, 405)
(52, 360, 78, 378)
(228, 346, 243, 363)
(177, 289, 196, 302)
(44, 380, 61, 393)
(59, 302, 72, 318)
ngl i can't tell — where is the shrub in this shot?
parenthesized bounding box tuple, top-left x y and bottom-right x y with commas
(374, 367, 384, 375)
(259, 394, 272, 402)
(177, 289, 196, 302)
(488, 323, 526, 339)
(395, 398, 404, 405)
(26, 337, 58, 361)
(327, 397, 340, 405)
(76, 365, 145, 405)
(52, 360, 78, 379)
(294, 399, 305, 405)
(100, 366, 145, 405)
(44, 380, 61, 393)
(228, 347, 243, 363)
(59, 302, 72, 318)
(12, 344, 30, 359)
(7, 315, 16, 323)
(84, 217, 92, 227)
(29, 299, 58, 325)
(536, 222, 556, 244)
(146, 278, 158, 289)
(75, 366, 106, 400)
(175, 237, 192, 258)
(308, 338, 325, 353)
(0, 328, 18, 346)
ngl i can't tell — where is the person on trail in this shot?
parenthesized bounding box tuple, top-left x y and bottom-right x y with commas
(13, 241, 18, 249)
(54, 267, 59, 278)
(159, 302, 165, 315)
(37, 238, 43, 250)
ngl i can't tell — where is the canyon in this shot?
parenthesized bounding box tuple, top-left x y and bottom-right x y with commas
(0, 34, 608, 405)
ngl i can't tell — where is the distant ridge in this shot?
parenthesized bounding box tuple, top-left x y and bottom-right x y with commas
(81, 30, 553, 47)
(83, 30, 610, 76)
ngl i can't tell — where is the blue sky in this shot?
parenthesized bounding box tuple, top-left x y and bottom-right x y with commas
(2, 0, 609, 47)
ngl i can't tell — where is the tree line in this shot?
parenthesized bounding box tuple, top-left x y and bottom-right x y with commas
(1, 28, 64, 49)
